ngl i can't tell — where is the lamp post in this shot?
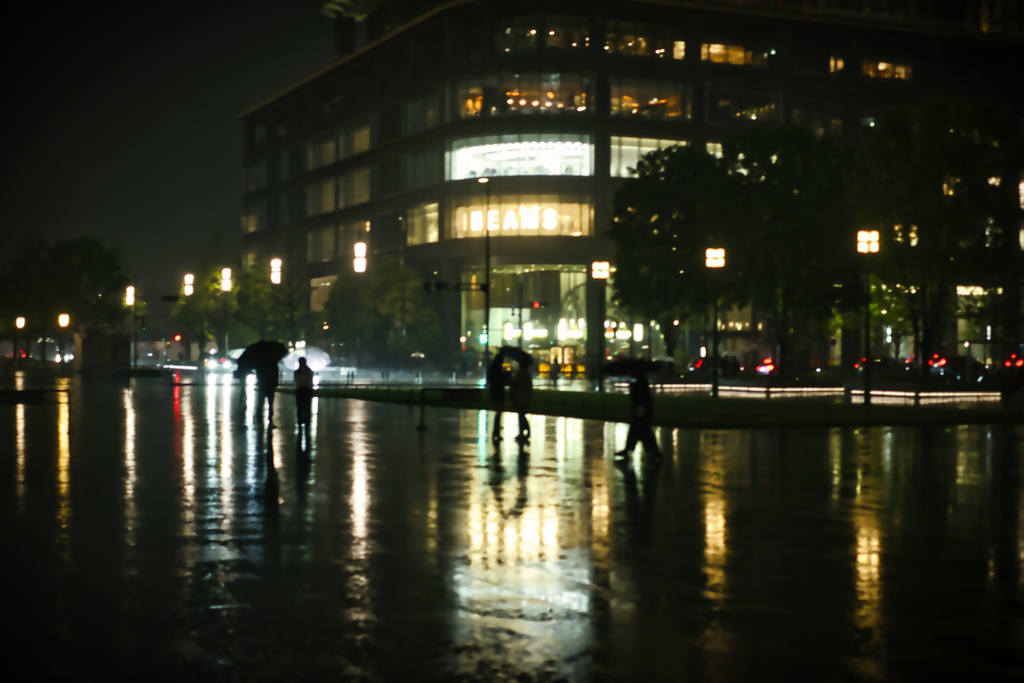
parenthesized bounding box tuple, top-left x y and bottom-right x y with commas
(591, 261, 610, 391)
(705, 248, 725, 398)
(221, 268, 232, 354)
(856, 230, 879, 405)
(126, 284, 137, 368)
(15, 316, 25, 368)
(58, 314, 69, 376)
(478, 177, 492, 367)
(270, 259, 282, 285)
(183, 273, 195, 297)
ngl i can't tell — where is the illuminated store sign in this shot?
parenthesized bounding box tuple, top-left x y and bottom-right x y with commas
(451, 195, 591, 239)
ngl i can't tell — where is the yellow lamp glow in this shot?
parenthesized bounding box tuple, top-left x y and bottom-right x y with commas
(705, 248, 725, 268)
(58, 314, 69, 328)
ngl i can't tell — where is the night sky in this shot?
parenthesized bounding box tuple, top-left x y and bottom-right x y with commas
(2, 0, 332, 296)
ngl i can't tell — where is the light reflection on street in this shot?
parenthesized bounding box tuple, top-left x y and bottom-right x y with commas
(123, 386, 136, 547)
(57, 378, 71, 556)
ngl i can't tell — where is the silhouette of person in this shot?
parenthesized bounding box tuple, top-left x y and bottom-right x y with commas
(256, 362, 279, 428)
(616, 373, 661, 459)
(294, 357, 314, 427)
(509, 362, 533, 442)
(487, 352, 507, 443)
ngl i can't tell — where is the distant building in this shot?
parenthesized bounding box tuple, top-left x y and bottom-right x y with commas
(240, 0, 1023, 368)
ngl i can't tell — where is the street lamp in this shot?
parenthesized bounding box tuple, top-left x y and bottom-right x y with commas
(219, 268, 232, 353)
(705, 248, 725, 398)
(126, 284, 138, 368)
(14, 316, 25, 367)
(856, 230, 879, 405)
(478, 177, 492, 364)
(270, 258, 282, 284)
(221, 268, 232, 292)
(353, 243, 367, 273)
(58, 314, 69, 375)
(591, 261, 610, 391)
(183, 273, 194, 296)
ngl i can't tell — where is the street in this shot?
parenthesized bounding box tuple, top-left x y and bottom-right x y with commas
(3, 375, 1022, 681)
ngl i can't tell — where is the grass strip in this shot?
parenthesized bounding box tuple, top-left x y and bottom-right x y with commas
(285, 386, 1022, 428)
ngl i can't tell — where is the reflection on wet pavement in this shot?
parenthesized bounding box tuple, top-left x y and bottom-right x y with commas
(2, 377, 1023, 681)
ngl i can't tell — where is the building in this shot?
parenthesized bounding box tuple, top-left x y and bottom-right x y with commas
(240, 0, 1023, 370)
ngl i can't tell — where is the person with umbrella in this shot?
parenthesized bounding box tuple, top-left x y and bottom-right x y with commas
(605, 358, 662, 459)
(501, 346, 534, 443)
(236, 340, 288, 428)
(486, 351, 508, 444)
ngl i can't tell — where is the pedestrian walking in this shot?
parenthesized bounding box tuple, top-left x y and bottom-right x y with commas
(256, 363, 279, 428)
(509, 362, 533, 443)
(487, 352, 508, 443)
(615, 373, 661, 459)
(549, 358, 560, 387)
(294, 356, 314, 427)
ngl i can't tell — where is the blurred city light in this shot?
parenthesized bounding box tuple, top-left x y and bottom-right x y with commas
(354, 242, 367, 273)
(270, 258, 282, 285)
(705, 248, 725, 268)
(16, 316, 26, 330)
(183, 273, 194, 296)
(126, 286, 135, 306)
(221, 268, 232, 292)
(857, 230, 880, 253)
(591, 261, 610, 279)
(58, 314, 69, 328)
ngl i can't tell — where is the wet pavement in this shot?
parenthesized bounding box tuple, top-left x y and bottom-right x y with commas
(3, 374, 1023, 681)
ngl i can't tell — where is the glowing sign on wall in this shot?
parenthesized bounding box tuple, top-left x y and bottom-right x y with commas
(470, 206, 561, 232)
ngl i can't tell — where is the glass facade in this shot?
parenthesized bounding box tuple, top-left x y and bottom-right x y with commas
(449, 195, 591, 239)
(546, 16, 589, 50)
(494, 17, 538, 54)
(307, 178, 336, 216)
(454, 73, 591, 118)
(610, 137, 689, 177)
(707, 83, 781, 124)
(862, 60, 912, 79)
(610, 78, 690, 119)
(461, 265, 588, 358)
(407, 202, 439, 246)
(448, 134, 593, 180)
(701, 43, 768, 67)
(605, 22, 678, 58)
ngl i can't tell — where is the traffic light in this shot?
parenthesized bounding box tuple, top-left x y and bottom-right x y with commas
(173, 334, 182, 342)
(531, 301, 549, 309)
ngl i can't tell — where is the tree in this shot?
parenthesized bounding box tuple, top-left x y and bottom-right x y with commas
(170, 236, 237, 353)
(607, 145, 740, 358)
(720, 126, 853, 373)
(846, 99, 1023, 371)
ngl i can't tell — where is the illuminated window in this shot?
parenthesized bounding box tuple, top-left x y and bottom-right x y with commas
(707, 83, 780, 124)
(245, 160, 267, 191)
(407, 202, 439, 246)
(494, 17, 538, 54)
(241, 204, 264, 233)
(339, 167, 370, 208)
(701, 43, 768, 67)
(791, 98, 843, 138)
(338, 220, 370, 262)
(309, 276, 337, 312)
(340, 120, 371, 159)
(307, 178, 336, 216)
(605, 22, 676, 58)
(610, 78, 690, 119)
(610, 137, 688, 177)
(673, 41, 686, 60)
(454, 73, 591, 118)
(448, 194, 592, 239)
(862, 60, 911, 79)
(308, 132, 337, 170)
(448, 133, 593, 180)
(546, 16, 589, 50)
(830, 56, 845, 73)
(706, 142, 723, 158)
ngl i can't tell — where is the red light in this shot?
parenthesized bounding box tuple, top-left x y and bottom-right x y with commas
(695, 359, 703, 368)
(173, 334, 182, 342)
(766, 364, 774, 371)
(1006, 361, 1013, 367)
(937, 358, 946, 367)
(220, 358, 226, 362)
(532, 302, 540, 309)
(928, 360, 934, 366)
(763, 358, 773, 364)
(1017, 359, 1024, 368)
(854, 363, 860, 369)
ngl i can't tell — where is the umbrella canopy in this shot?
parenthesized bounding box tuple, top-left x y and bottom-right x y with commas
(283, 346, 331, 372)
(498, 345, 532, 366)
(235, 340, 288, 374)
(228, 348, 247, 360)
(604, 358, 659, 376)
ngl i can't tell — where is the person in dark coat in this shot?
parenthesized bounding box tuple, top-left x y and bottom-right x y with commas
(256, 363, 279, 428)
(487, 352, 507, 443)
(509, 362, 533, 442)
(293, 357, 314, 427)
(615, 373, 661, 458)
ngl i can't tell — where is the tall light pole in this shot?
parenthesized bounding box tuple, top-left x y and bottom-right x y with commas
(478, 177, 492, 367)
(221, 268, 232, 353)
(126, 284, 137, 368)
(58, 314, 70, 376)
(857, 230, 879, 405)
(15, 316, 25, 368)
(705, 248, 725, 398)
(591, 261, 610, 391)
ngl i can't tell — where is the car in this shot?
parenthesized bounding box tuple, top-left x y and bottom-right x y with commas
(203, 355, 235, 373)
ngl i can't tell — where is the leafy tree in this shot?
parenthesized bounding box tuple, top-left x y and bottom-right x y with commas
(720, 126, 853, 373)
(607, 145, 740, 358)
(846, 99, 1023, 371)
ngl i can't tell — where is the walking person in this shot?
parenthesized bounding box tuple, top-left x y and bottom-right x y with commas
(509, 361, 533, 443)
(294, 356, 314, 428)
(487, 352, 507, 444)
(615, 373, 661, 459)
(255, 362, 279, 428)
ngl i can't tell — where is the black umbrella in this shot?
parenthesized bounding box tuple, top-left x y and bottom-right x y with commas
(235, 340, 288, 375)
(498, 345, 532, 367)
(604, 358, 658, 376)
